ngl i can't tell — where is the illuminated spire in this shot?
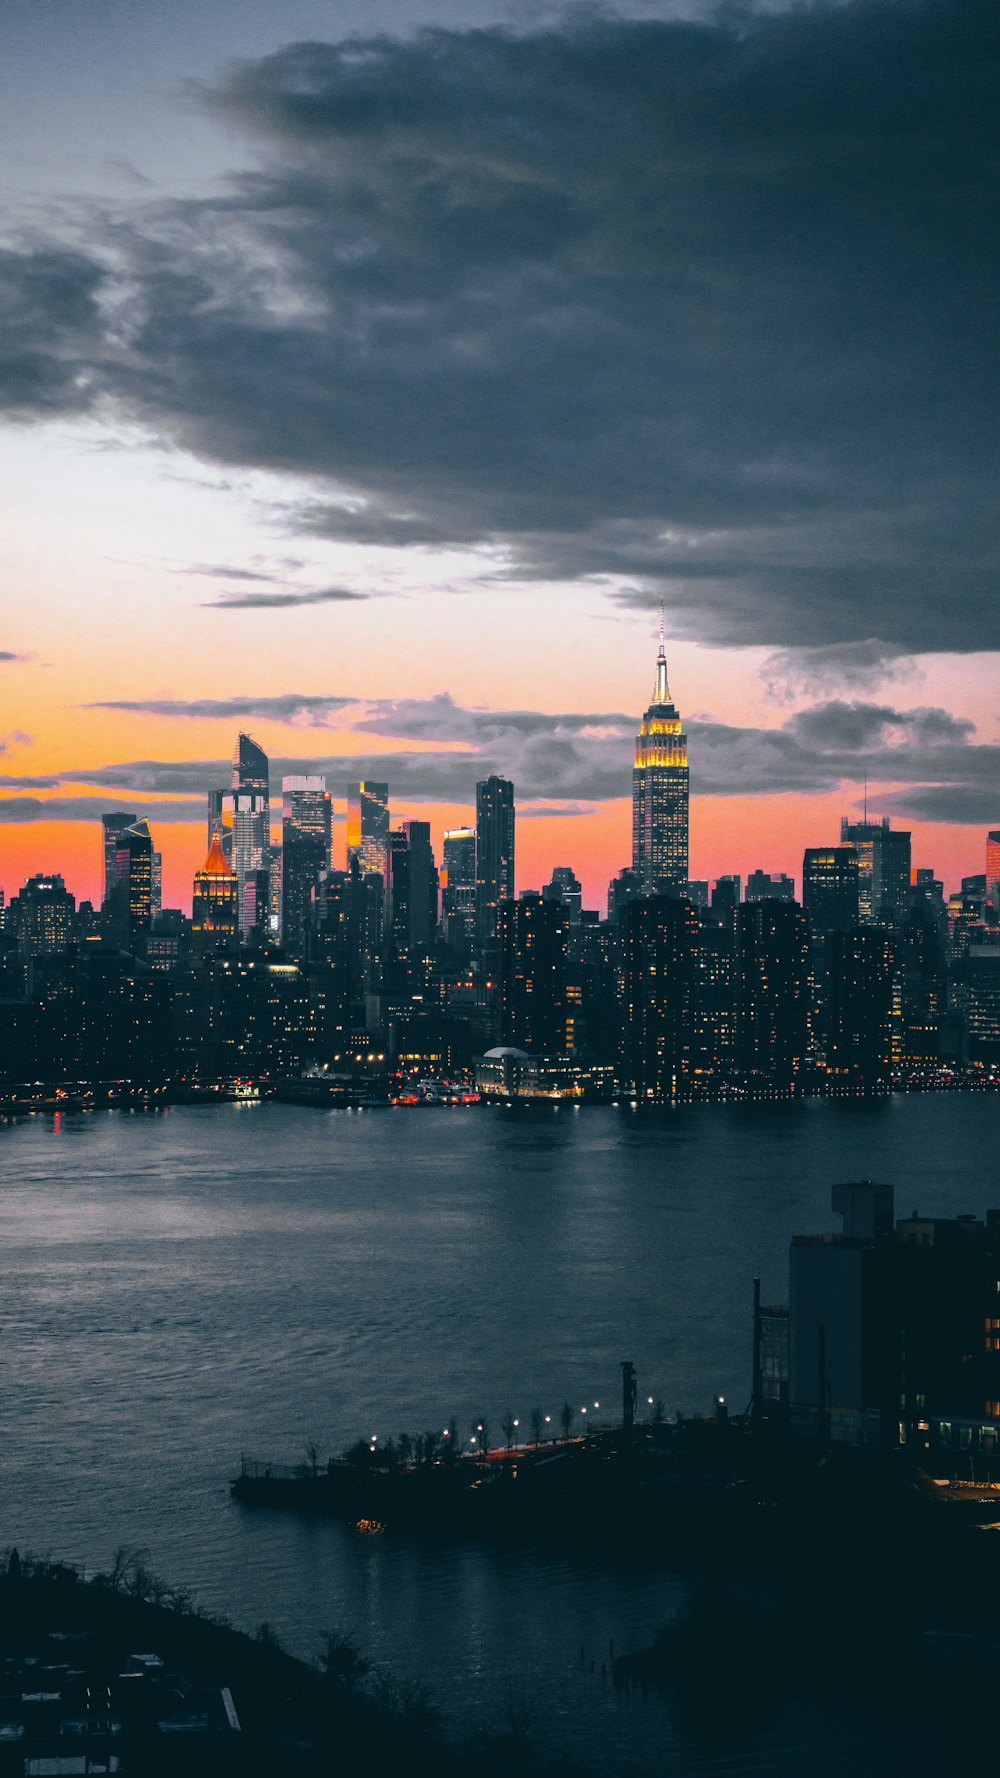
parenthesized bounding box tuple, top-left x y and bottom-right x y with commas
(652, 595, 671, 705)
(199, 831, 234, 877)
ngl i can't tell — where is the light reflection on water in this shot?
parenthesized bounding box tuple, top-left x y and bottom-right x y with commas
(0, 1097, 989, 1774)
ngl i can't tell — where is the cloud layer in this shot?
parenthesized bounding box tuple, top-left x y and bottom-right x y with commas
(2, 696, 996, 823)
(1, 0, 998, 656)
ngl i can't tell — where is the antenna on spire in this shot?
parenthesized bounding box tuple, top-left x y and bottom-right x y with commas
(863, 772, 868, 824)
(658, 594, 665, 657)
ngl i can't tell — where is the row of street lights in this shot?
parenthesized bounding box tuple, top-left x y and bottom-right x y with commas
(366, 1393, 669, 1458)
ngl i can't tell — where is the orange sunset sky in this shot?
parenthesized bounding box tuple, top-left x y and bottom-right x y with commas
(1, 0, 997, 912)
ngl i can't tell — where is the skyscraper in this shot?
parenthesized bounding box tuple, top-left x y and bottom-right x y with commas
(101, 811, 137, 907)
(400, 820, 437, 949)
(620, 894, 699, 1101)
(736, 899, 811, 1096)
(231, 734, 270, 935)
(840, 817, 911, 927)
(280, 775, 332, 958)
(347, 781, 390, 882)
(631, 619, 689, 895)
(802, 847, 860, 939)
(987, 831, 1000, 919)
(826, 927, 896, 1094)
(442, 827, 477, 950)
(497, 892, 568, 1053)
(111, 820, 153, 951)
(191, 832, 239, 949)
(475, 775, 515, 950)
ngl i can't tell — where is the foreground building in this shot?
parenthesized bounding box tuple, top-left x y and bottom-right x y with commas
(762, 1180, 1000, 1459)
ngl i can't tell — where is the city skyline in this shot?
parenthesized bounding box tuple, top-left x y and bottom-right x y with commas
(1, 0, 998, 911)
(2, 626, 996, 918)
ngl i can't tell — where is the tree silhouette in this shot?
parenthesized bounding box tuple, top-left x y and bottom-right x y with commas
(530, 1407, 543, 1446)
(560, 1401, 574, 1441)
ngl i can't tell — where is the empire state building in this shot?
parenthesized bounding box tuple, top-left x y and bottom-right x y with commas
(631, 628, 689, 895)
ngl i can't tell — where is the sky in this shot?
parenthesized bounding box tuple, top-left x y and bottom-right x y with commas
(1, 0, 998, 913)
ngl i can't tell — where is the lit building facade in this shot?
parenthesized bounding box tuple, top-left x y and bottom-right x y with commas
(840, 817, 911, 927)
(347, 781, 390, 882)
(280, 776, 332, 958)
(111, 821, 154, 952)
(101, 811, 137, 907)
(7, 874, 76, 958)
(442, 828, 477, 950)
(231, 734, 270, 935)
(191, 833, 239, 949)
(631, 635, 689, 896)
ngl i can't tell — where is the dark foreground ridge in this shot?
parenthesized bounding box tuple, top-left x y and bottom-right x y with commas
(0, 1554, 587, 1777)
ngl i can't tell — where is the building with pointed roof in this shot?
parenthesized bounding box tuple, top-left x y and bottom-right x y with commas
(192, 832, 239, 948)
(631, 616, 689, 895)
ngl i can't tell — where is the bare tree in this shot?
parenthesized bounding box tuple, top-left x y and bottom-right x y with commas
(501, 1412, 516, 1451)
(560, 1401, 574, 1441)
(319, 1631, 371, 1693)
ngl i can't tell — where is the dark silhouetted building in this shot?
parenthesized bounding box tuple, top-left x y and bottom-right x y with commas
(802, 846, 860, 939)
(543, 867, 582, 932)
(631, 631, 688, 895)
(475, 775, 515, 950)
(746, 871, 795, 903)
(826, 926, 896, 1093)
(400, 820, 438, 949)
(497, 892, 568, 1054)
(7, 874, 76, 958)
(987, 831, 1000, 919)
(281, 776, 332, 957)
(736, 899, 810, 1096)
(620, 895, 699, 1101)
(607, 866, 641, 925)
(787, 1180, 1000, 1453)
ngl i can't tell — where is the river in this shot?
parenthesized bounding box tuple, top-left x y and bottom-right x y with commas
(1, 1095, 992, 1773)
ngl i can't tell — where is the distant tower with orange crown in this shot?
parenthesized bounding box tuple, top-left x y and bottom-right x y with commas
(192, 831, 239, 947)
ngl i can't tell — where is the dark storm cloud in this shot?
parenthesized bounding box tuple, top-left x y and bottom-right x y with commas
(205, 587, 371, 608)
(0, 796, 204, 823)
(1, 696, 995, 820)
(89, 694, 357, 721)
(763, 641, 916, 699)
(2, 0, 998, 655)
(0, 247, 105, 416)
(355, 693, 632, 744)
